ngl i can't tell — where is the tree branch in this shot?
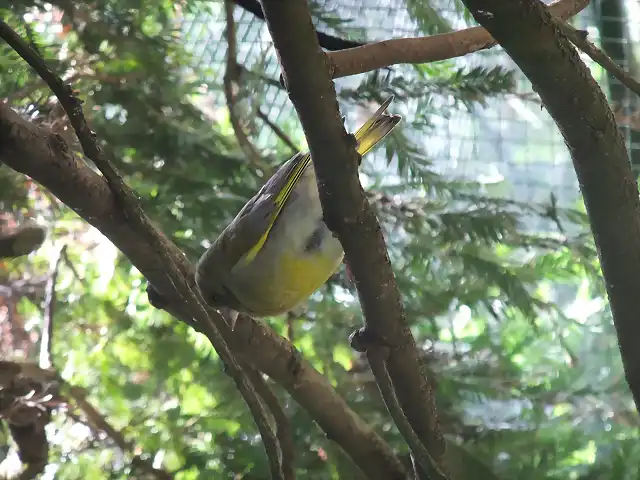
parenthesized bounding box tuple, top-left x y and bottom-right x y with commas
(1, 360, 173, 480)
(0, 100, 406, 479)
(61, 248, 82, 284)
(224, 0, 269, 173)
(326, 0, 588, 78)
(0, 19, 283, 478)
(256, 107, 299, 154)
(39, 244, 66, 370)
(364, 345, 447, 480)
(245, 367, 295, 480)
(0, 88, 406, 480)
(459, 0, 640, 410)
(231, 0, 364, 51)
(257, 0, 447, 474)
(0, 361, 55, 480)
(554, 19, 640, 99)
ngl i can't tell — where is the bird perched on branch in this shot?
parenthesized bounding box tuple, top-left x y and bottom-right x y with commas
(195, 97, 401, 327)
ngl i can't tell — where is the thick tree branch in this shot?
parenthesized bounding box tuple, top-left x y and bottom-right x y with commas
(258, 0, 447, 474)
(0, 19, 283, 479)
(326, 0, 588, 78)
(460, 0, 640, 409)
(554, 19, 640, 99)
(0, 103, 406, 479)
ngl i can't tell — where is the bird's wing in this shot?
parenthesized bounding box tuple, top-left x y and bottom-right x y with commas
(215, 151, 312, 268)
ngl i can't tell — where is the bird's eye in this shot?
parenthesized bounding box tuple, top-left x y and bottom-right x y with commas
(207, 292, 221, 306)
(207, 284, 235, 308)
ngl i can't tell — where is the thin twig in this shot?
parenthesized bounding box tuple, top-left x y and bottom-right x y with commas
(61, 248, 83, 284)
(286, 312, 295, 342)
(195, 317, 285, 479)
(39, 244, 67, 370)
(246, 367, 295, 480)
(0, 19, 283, 479)
(256, 107, 299, 155)
(0, 20, 130, 205)
(223, 0, 269, 173)
(554, 19, 640, 99)
(6, 70, 146, 104)
(366, 348, 448, 480)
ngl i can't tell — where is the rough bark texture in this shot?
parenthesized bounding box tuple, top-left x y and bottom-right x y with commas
(461, 0, 640, 410)
(258, 0, 447, 472)
(327, 0, 588, 78)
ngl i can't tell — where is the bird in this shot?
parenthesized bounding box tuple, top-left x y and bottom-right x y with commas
(195, 97, 401, 327)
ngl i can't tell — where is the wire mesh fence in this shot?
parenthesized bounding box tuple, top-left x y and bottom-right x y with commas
(181, 0, 640, 231)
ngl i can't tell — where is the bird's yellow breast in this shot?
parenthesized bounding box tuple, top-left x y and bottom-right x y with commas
(234, 248, 344, 316)
(228, 166, 345, 316)
(276, 249, 344, 301)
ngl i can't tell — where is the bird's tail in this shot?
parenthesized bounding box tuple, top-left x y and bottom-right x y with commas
(353, 96, 402, 158)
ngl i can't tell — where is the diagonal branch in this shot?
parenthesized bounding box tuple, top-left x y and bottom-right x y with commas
(553, 19, 640, 99)
(0, 19, 130, 208)
(0, 19, 283, 478)
(256, 107, 299, 155)
(459, 0, 640, 411)
(257, 0, 447, 474)
(0, 101, 406, 479)
(326, 0, 588, 78)
(360, 341, 447, 480)
(231, 0, 364, 51)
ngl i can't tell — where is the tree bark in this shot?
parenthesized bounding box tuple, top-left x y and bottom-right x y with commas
(258, 0, 448, 474)
(461, 0, 640, 411)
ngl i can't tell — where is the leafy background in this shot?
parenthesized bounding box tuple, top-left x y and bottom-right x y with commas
(1, 0, 639, 479)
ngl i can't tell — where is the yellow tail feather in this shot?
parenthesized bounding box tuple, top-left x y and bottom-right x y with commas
(353, 96, 402, 158)
(240, 97, 401, 267)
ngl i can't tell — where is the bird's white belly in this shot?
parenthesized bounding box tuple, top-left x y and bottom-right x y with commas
(229, 167, 345, 314)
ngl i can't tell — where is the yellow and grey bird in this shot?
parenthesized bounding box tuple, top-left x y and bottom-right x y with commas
(195, 97, 401, 325)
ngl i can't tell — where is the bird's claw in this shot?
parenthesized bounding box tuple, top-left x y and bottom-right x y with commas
(349, 327, 391, 354)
